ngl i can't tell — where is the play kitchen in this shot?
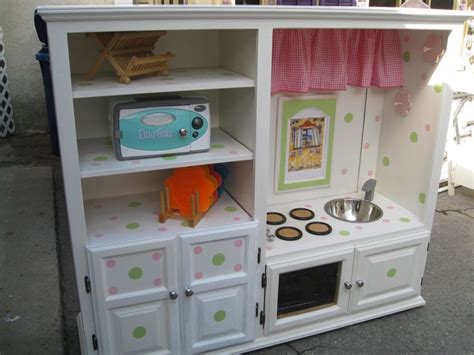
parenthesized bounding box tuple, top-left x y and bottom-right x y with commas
(38, 5, 469, 355)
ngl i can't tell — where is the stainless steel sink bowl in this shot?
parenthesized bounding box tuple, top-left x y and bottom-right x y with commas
(324, 198, 383, 223)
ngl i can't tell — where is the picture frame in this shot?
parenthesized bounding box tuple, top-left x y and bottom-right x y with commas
(275, 95, 336, 193)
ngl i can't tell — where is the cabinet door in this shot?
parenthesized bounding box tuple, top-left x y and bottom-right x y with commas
(350, 233, 429, 312)
(265, 248, 354, 334)
(87, 237, 180, 354)
(180, 223, 257, 354)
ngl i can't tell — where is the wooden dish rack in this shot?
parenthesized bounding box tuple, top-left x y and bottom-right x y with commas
(85, 31, 175, 84)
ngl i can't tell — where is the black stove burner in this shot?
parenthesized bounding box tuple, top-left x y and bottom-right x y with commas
(275, 226, 303, 241)
(267, 212, 287, 225)
(289, 208, 315, 221)
(305, 222, 332, 236)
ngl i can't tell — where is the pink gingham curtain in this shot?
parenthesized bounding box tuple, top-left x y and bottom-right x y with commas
(271, 29, 404, 93)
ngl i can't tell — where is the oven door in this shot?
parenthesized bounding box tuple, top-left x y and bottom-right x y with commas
(265, 247, 354, 334)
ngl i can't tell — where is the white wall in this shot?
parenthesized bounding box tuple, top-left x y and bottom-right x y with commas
(0, 0, 113, 135)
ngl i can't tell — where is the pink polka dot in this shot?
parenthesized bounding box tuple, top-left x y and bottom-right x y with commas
(387, 206, 394, 209)
(194, 246, 203, 254)
(195, 272, 203, 279)
(152, 210, 160, 215)
(383, 219, 391, 223)
(425, 124, 431, 132)
(152, 252, 162, 261)
(93, 204, 102, 209)
(234, 240, 243, 248)
(229, 150, 238, 154)
(363, 143, 370, 150)
(108, 287, 118, 295)
(106, 259, 116, 268)
(265, 245, 273, 250)
(421, 73, 427, 81)
(158, 227, 168, 232)
(131, 160, 141, 164)
(356, 225, 363, 230)
(153, 278, 162, 287)
(233, 216, 241, 221)
(375, 114, 381, 122)
(94, 233, 104, 238)
(368, 170, 374, 177)
(341, 168, 348, 175)
(234, 264, 243, 272)
(320, 216, 328, 221)
(109, 216, 118, 221)
(304, 204, 312, 208)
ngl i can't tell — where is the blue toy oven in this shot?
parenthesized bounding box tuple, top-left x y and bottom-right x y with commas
(111, 97, 210, 160)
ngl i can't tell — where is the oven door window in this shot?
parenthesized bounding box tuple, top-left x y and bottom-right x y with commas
(277, 262, 341, 319)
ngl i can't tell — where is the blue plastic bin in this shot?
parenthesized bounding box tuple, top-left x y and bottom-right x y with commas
(34, 10, 59, 156)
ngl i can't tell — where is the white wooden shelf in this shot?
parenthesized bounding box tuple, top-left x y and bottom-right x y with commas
(72, 67, 255, 99)
(78, 128, 253, 178)
(85, 190, 251, 247)
(265, 193, 426, 259)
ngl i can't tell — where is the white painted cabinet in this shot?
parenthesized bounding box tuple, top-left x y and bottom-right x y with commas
(37, 5, 470, 354)
(87, 223, 257, 354)
(180, 224, 257, 353)
(265, 232, 429, 335)
(87, 236, 181, 354)
(350, 233, 429, 312)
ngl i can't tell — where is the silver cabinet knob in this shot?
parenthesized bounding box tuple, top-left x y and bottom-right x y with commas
(169, 290, 178, 300)
(344, 281, 353, 290)
(356, 280, 365, 288)
(185, 288, 194, 297)
(179, 128, 188, 137)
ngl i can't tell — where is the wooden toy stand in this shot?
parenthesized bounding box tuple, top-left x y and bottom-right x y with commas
(84, 31, 174, 84)
(159, 186, 205, 228)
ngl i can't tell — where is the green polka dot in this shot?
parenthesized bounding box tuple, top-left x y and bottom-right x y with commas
(339, 230, 350, 237)
(212, 253, 225, 266)
(162, 155, 177, 160)
(104, 138, 113, 146)
(399, 217, 410, 223)
(434, 83, 443, 93)
(211, 144, 225, 149)
(128, 267, 143, 280)
(132, 326, 147, 339)
(180, 220, 190, 227)
(403, 51, 411, 63)
(128, 201, 141, 207)
(382, 156, 390, 167)
(213, 310, 226, 322)
(410, 132, 418, 143)
(93, 156, 108, 161)
(387, 268, 397, 278)
(224, 206, 237, 212)
(126, 223, 140, 230)
(344, 113, 354, 123)
(418, 193, 426, 204)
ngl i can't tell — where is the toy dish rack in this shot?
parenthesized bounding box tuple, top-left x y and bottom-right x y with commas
(159, 187, 205, 228)
(85, 31, 175, 84)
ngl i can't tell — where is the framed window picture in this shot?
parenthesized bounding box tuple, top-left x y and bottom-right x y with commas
(275, 96, 336, 193)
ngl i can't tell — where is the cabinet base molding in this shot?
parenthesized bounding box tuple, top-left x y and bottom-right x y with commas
(208, 296, 426, 354)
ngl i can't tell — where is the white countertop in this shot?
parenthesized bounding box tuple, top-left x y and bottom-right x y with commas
(265, 192, 426, 258)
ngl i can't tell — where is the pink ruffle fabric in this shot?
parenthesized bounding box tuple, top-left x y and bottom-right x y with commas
(271, 29, 404, 94)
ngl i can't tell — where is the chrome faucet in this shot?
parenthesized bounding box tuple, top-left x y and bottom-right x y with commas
(362, 179, 377, 201)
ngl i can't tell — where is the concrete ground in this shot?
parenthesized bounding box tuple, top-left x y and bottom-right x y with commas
(0, 134, 473, 355)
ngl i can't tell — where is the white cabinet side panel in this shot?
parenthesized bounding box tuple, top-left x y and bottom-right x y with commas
(377, 29, 452, 220)
(48, 23, 97, 355)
